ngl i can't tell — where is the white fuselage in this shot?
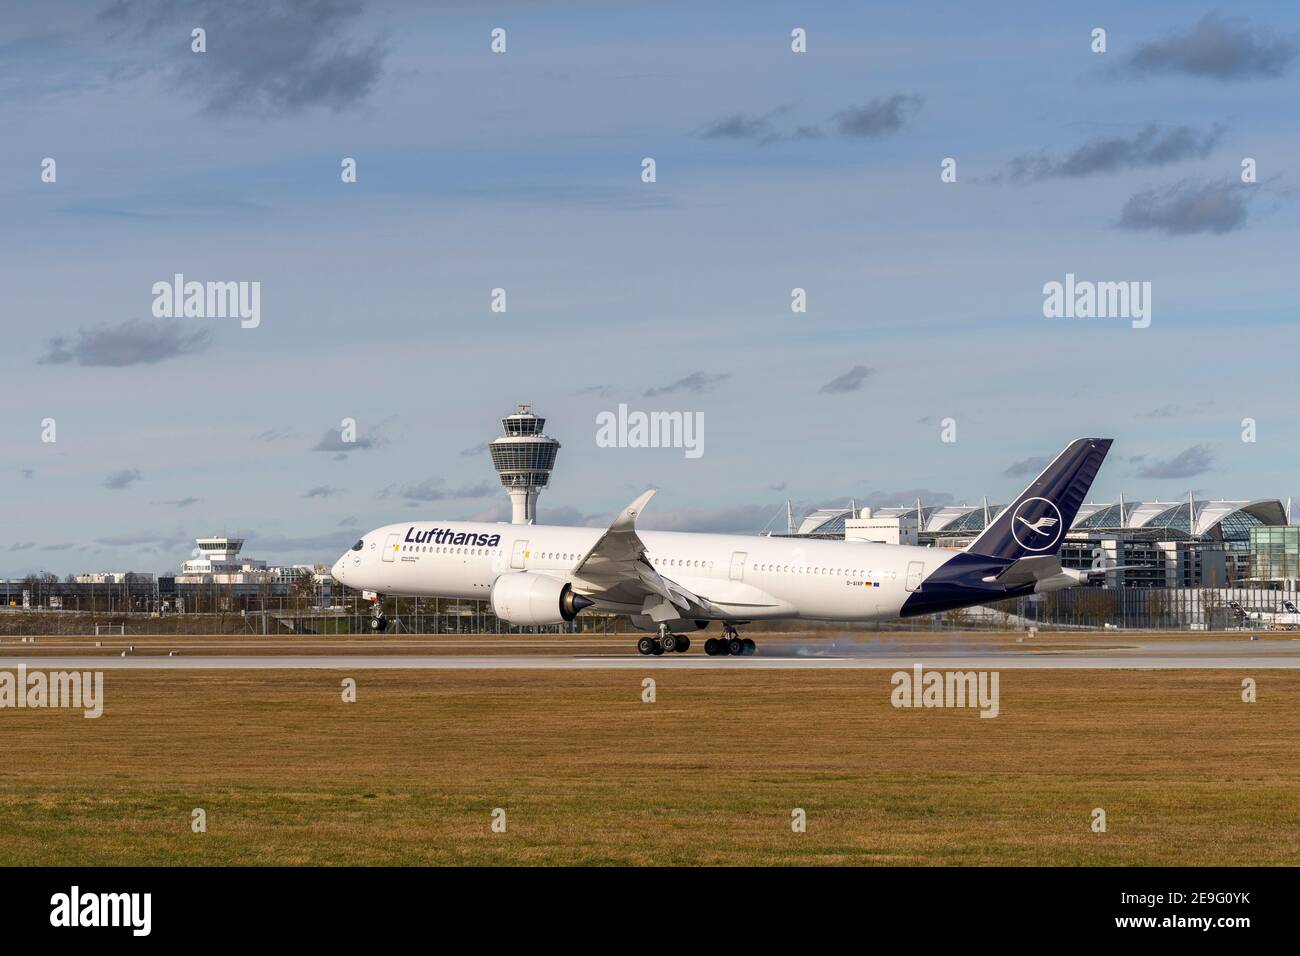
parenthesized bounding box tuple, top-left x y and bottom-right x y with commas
(333, 521, 962, 622)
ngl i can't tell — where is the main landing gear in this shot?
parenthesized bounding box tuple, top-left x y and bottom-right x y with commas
(636, 624, 691, 656)
(704, 625, 756, 657)
(633, 624, 756, 656)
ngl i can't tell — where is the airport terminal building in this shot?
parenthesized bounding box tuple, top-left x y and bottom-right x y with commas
(787, 497, 1300, 628)
(792, 497, 1295, 588)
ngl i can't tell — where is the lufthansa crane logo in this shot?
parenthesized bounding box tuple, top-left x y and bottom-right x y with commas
(1010, 497, 1064, 552)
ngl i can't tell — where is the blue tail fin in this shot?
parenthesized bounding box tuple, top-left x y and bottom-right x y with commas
(967, 438, 1113, 560)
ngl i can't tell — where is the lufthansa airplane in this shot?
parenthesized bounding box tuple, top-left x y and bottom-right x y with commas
(333, 438, 1114, 656)
(1229, 600, 1300, 630)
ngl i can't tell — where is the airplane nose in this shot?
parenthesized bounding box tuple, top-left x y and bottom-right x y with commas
(332, 556, 346, 581)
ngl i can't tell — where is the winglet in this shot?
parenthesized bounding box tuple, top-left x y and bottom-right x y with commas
(572, 489, 658, 583)
(611, 489, 656, 533)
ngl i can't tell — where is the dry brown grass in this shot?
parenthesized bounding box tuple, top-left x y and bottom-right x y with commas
(1, 665, 1297, 865)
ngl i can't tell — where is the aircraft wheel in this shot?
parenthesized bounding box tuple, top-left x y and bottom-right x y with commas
(743, 638, 756, 655)
(676, 635, 690, 653)
(727, 637, 744, 656)
(660, 633, 678, 653)
(651, 641, 665, 655)
(704, 638, 719, 656)
(637, 637, 655, 656)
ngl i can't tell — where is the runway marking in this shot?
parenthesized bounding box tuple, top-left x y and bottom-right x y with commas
(1, 655, 1297, 670)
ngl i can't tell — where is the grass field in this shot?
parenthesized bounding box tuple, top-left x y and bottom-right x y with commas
(1, 659, 1297, 865)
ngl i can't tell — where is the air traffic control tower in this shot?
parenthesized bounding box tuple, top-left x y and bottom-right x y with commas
(489, 404, 561, 524)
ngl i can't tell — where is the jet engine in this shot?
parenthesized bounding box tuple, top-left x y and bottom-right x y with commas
(490, 573, 594, 626)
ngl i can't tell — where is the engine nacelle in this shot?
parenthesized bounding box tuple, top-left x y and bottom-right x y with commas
(490, 573, 593, 626)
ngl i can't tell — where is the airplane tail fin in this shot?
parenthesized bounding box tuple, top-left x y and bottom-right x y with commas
(1285, 601, 1298, 615)
(966, 438, 1113, 560)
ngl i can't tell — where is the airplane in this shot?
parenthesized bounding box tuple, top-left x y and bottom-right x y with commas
(1228, 600, 1300, 630)
(332, 437, 1115, 656)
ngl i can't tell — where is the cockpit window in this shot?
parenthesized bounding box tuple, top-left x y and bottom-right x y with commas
(351, 539, 364, 551)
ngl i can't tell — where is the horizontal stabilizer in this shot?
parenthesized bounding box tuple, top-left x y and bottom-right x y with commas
(982, 555, 1062, 588)
(1083, 564, 1148, 576)
(984, 557, 1150, 591)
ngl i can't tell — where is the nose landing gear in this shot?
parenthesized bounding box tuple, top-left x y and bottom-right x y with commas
(704, 625, 755, 656)
(368, 595, 388, 633)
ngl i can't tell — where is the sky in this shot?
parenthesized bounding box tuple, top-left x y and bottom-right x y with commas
(2, 0, 1299, 577)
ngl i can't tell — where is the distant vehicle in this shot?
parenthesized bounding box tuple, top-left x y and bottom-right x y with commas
(1228, 600, 1300, 630)
(335, 438, 1128, 656)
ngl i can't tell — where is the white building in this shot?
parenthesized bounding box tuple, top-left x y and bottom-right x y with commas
(74, 571, 155, 585)
(844, 509, 918, 546)
(177, 536, 311, 586)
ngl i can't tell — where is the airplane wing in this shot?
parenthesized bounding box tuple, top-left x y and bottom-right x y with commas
(571, 490, 721, 621)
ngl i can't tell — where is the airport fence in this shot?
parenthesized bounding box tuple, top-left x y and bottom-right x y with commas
(930, 585, 1300, 631)
(2, 586, 1296, 636)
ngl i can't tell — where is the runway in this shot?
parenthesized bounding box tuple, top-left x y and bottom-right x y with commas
(2, 648, 1297, 670)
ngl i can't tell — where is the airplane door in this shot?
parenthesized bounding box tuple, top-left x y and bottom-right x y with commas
(382, 532, 399, 563)
(729, 551, 747, 582)
(905, 560, 924, 592)
(510, 540, 529, 570)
